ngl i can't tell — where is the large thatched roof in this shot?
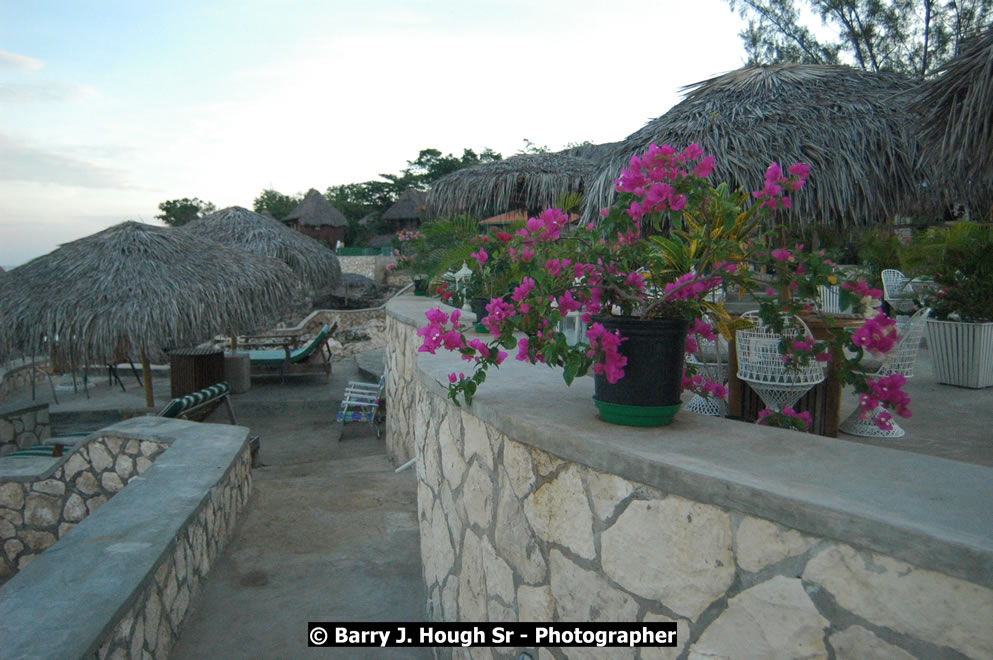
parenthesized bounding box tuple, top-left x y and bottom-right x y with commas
(426, 153, 599, 218)
(583, 64, 934, 228)
(284, 189, 348, 227)
(382, 189, 427, 221)
(558, 141, 624, 163)
(180, 206, 341, 291)
(912, 27, 993, 212)
(0, 221, 298, 366)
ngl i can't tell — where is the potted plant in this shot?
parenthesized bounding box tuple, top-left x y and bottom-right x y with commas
(903, 221, 993, 388)
(416, 144, 911, 429)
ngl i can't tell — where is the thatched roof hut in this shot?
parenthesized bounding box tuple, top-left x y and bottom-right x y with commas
(912, 27, 993, 214)
(426, 153, 599, 219)
(382, 189, 427, 225)
(285, 189, 348, 228)
(284, 189, 348, 248)
(583, 64, 934, 228)
(0, 221, 298, 401)
(181, 206, 341, 292)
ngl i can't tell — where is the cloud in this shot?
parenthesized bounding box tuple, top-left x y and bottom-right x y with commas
(0, 134, 129, 189)
(0, 49, 43, 70)
(0, 82, 100, 103)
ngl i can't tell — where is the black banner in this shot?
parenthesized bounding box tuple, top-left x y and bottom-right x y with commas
(308, 622, 677, 648)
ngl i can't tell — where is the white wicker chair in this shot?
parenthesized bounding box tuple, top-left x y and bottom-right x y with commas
(882, 268, 916, 315)
(684, 326, 730, 417)
(839, 307, 931, 438)
(736, 311, 825, 412)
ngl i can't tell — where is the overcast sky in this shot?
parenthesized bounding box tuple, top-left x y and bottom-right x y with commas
(0, 0, 752, 267)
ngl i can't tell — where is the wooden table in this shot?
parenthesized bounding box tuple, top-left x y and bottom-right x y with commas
(728, 313, 865, 437)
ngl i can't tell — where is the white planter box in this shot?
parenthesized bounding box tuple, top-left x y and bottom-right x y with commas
(925, 320, 993, 388)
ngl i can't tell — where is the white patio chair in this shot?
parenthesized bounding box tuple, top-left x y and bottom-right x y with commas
(558, 310, 588, 347)
(839, 307, 931, 438)
(736, 311, 825, 413)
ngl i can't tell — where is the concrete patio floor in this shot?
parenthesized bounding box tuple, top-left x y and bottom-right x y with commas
(3, 344, 989, 658)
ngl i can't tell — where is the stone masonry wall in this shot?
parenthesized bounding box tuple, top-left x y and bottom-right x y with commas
(0, 362, 48, 404)
(92, 443, 252, 660)
(385, 314, 419, 466)
(0, 403, 52, 456)
(0, 435, 167, 578)
(387, 300, 993, 660)
(413, 384, 993, 660)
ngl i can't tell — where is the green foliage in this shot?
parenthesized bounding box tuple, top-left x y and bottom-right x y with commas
(902, 221, 993, 321)
(252, 188, 301, 221)
(855, 227, 907, 287)
(726, 0, 993, 76)
(155, 198, 216, 227)
(326, 181, 396, 221)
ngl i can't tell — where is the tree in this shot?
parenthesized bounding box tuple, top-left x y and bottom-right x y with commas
(726, 0, 993, 77)
(253, 188, 302, 221)
(155, 198, 216, 227)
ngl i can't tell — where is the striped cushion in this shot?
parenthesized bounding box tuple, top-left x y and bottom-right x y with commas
(247, 324, 332, 366)
(337, 411, 376, 423)
(160, 381, 230, 418)
(8, 445, 58, 457)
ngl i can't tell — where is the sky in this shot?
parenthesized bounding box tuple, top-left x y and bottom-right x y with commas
(0, 0, 753, 268)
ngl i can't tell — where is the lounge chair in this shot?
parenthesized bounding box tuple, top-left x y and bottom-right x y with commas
(6, 382, 246, 461)
(245, 322, 336, 383)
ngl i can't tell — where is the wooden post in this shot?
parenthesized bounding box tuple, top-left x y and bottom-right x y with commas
(140, 343, 154, 409)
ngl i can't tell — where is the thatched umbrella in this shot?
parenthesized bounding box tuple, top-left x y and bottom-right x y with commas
(426, 153, 599, 218)
(382, 189, 427, 225)
(0, 221, 299, 407)
(912, 27, 993, 215)
(180, 206, 342, 292)
(583, 64, 934, 229)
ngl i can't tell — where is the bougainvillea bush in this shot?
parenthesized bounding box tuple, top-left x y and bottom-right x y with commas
(417, 143, 912, 432)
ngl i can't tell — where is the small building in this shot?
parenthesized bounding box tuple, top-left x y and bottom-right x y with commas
(381, 189, 427, 231)
(283, 189, 348, 247)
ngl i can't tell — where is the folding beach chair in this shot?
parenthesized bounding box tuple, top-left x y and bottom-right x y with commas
(336, 371, 386, 439)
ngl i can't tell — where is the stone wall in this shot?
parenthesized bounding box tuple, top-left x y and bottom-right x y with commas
(0, 403, 52, 456)
(0, 434, 167, 578)
(0, 361, 48, 404)
(0, 417, 253, 660)
(386, 314, 420, 465)
(414, 387, 992, 659)
(338, 255, 378, 280)
(93, 442, 251, 659)
(386, 294, 993, 660)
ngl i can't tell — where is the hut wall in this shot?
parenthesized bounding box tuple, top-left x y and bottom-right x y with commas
(289, 223, 344, 248)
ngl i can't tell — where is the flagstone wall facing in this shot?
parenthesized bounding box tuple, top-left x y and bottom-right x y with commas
(386, 294, 993, 660)
(0, 434, 167, 578)
(0, 402, 52, 456)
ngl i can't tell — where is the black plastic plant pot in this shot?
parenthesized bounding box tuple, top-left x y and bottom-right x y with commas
(413, 278, 430, 296)
(470, 297, 489, 333)
(591, 315, 689, 427)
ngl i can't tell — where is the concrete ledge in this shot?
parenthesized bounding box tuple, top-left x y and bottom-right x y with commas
(388, 295, 993, 589)
(0, 417, 252, 659)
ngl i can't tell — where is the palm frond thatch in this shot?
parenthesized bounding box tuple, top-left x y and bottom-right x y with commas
(181, 206, 341, 291)
(382, 189, 427, 221)
(0, 221, 299, 367)
(557, 141, 624, 163)
(284, 189, 348, 227)
(426, 153, 598, 219)
(912, 27, 993, 213)
(583, 64, 935, 228)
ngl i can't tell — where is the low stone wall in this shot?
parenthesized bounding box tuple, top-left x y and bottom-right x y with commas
(0, 433, 167, 578)
(0, 402, 52, 456)
(0, 361, 48, 405)
(0, 417, 252, 659)
(387, 294, 993, 660)
(338, 255, 378, 280)
(386, 312, 420, 465)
